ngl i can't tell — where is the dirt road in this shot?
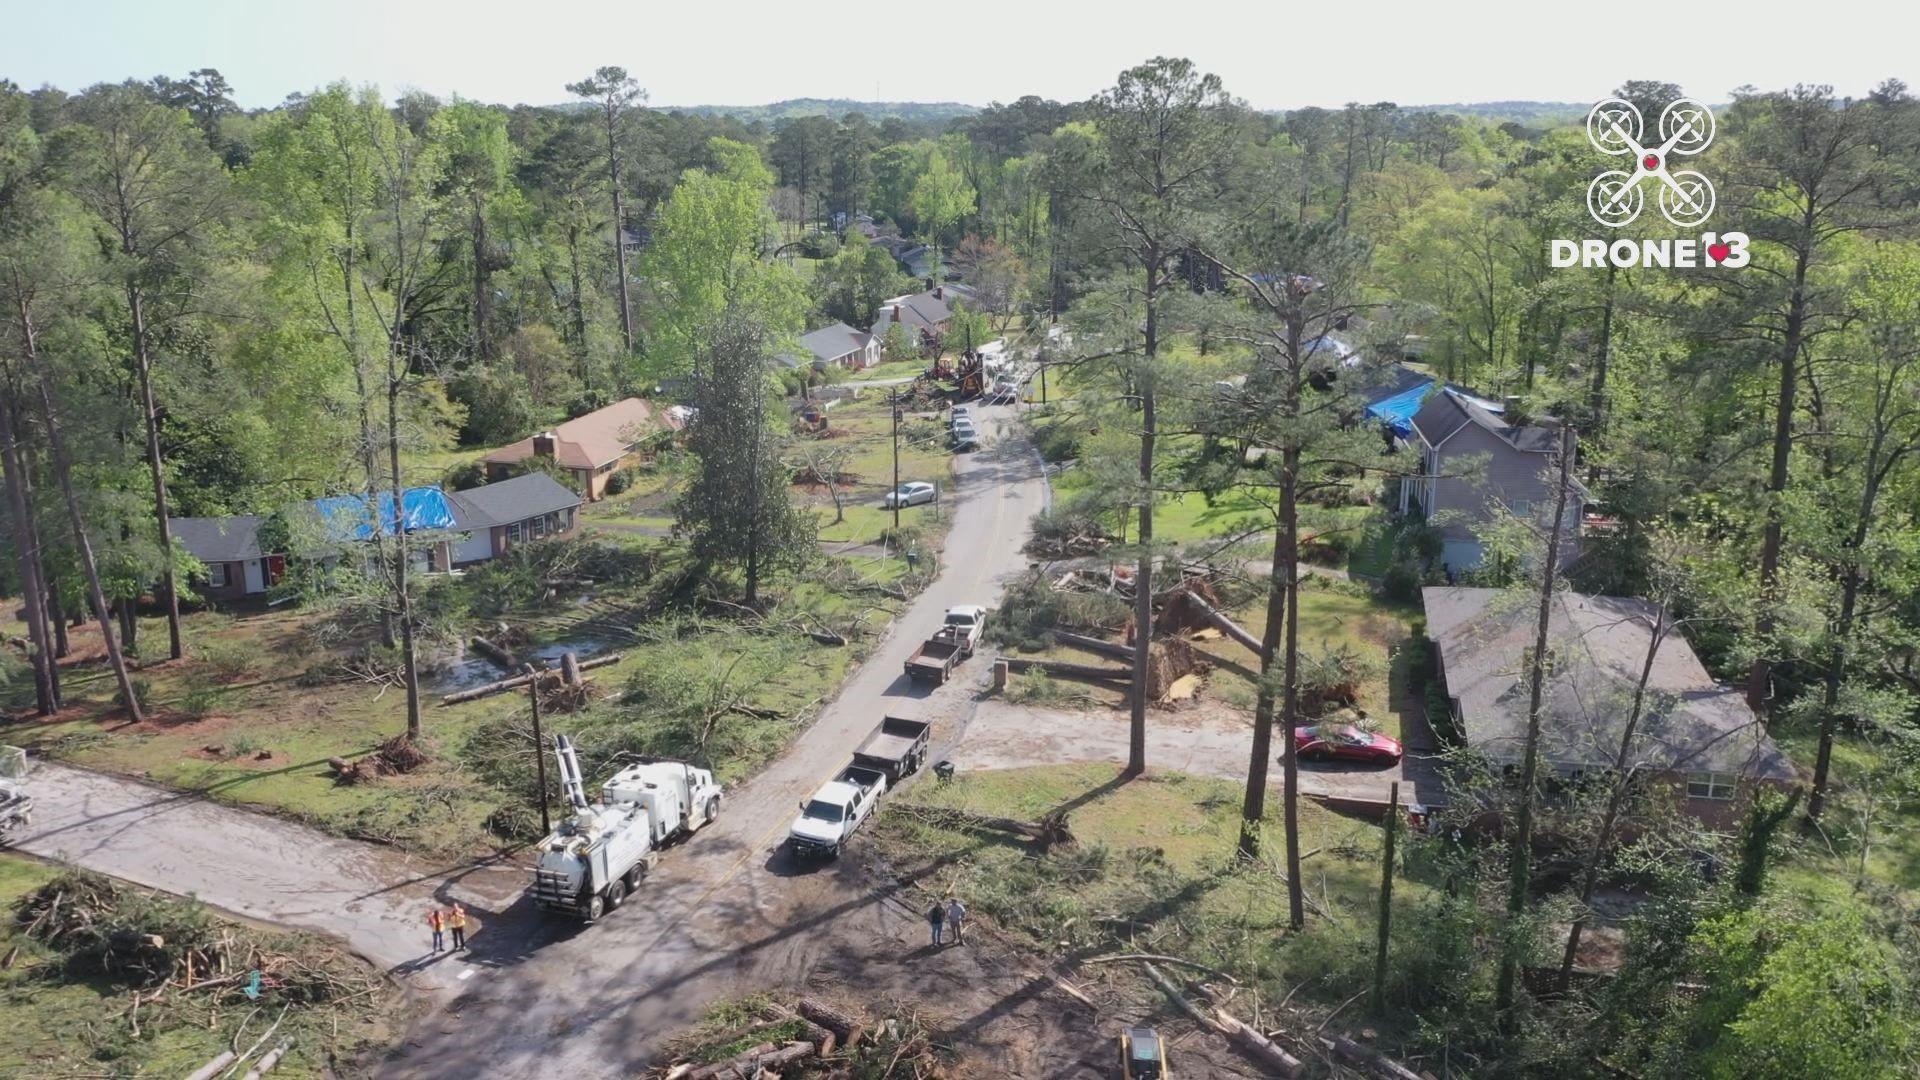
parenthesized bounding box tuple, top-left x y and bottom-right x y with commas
(381, 403, 1065, 1077)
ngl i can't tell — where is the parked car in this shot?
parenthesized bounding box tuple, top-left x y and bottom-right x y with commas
(1292, 724, 1403, 765)
(884, 481, 937, 508)
(951, 423, 980, 452)
(949, 405, 971, 423)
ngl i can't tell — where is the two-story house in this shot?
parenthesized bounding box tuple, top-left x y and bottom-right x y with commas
(1398, 388, 1587, 573)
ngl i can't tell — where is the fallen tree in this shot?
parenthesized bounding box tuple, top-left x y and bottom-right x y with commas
(892, 802, 1076, 850)
(1000, 656, 1131, 684)
(438, 653, 622, 705)
(1142, 961, 1304, 1078)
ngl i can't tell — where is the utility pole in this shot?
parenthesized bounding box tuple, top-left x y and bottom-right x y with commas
(1373, 780, 1400, 1012)
(525, 664, 551, 836)
(890, 388, 902, 534)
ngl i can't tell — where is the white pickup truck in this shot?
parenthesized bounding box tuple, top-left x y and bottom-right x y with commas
(788, 765, 887, 859)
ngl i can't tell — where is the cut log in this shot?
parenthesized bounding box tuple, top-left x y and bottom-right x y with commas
(183, 1050, 237, 1080)
(798, 997, 864, 1048)
(1329, 1034, 1424, 1080)
(438, 654, 621, 705)
(1142, 962, 1225, 1031)
(1179, 591, 1263, 653)
(1216, 1011, 1305, 1078)
(765, 1005, 836, 1054)
(1051, 630, 1137, 661)
(561, 651, 582, 686)
(1000, 657, 1131, 684)
(689, 1040, 812, 1079)
(242, 1038, 293, 1080)
(470, 635, 520, 671)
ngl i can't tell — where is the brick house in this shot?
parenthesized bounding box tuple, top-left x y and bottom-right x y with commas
(444, 472, 583, 567)
(1398, 388, 1588, 573)
(1422, 587, 1799, 828)
(174, 515, 282, 600)
(482, 397, 680, 501)
(869, 286, 956, 343)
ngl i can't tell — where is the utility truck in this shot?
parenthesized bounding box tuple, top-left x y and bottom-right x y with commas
(787, 717, 931, 859)
(903, 605, 987, 684)
(530, 735, 723, 920)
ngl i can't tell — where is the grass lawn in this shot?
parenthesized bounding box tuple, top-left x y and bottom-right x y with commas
(847, 358, 928, 382)
(877, 764, 1439, 1020)
(0, 855, 401, 1078)
(0, 543, 926, 857)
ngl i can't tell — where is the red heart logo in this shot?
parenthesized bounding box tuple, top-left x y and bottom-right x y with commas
(1707, 242, 1731, 263)
(1643, 154, 1659, 170)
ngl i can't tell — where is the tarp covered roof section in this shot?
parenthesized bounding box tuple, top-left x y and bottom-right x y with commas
(313, 487, 455, 542)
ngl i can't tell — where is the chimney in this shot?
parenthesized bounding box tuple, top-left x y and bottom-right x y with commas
(892, 304, 904, 322)
(933, 285, 944, 300)
(532, 431, 557, 458)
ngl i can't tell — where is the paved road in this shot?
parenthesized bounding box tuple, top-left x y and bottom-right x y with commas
(384, 402, 1048, 1077)
(10, 763, 524, 979)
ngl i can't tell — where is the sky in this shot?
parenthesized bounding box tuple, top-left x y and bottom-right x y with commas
(4, 0, 1914, 111)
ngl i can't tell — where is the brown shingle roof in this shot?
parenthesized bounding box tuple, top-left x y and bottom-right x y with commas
(482, 398, 673, 471)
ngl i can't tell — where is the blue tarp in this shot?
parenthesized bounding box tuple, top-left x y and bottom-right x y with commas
(1364, 379, 1435, 437)
(313, 487, 455, 542)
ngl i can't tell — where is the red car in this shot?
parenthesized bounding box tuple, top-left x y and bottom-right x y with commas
(1293, 724, 1403, 765)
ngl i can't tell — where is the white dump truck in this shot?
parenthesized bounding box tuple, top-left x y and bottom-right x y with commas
(530, 735, 723, 920)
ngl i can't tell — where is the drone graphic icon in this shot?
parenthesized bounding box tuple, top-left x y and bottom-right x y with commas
(1584, 97, 1716, 228)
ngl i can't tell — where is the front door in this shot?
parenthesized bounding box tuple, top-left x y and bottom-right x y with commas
(243, 559, 265, 594)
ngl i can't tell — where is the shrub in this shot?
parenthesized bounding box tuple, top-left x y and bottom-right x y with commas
(198, 639, 261, 681)
(226, 733, 263, 759)
(1382, 560, 1422, 602)
(604, 466, 640, 497)
(444, 459, 486, 491)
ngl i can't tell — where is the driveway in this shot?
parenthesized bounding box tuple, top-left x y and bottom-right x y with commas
(944, 698, 1449, 808)
(10, 762, 525, 983)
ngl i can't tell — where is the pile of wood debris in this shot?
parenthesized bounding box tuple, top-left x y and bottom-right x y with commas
(328, 732, 428, 784)
(654, 995, 955, 1079)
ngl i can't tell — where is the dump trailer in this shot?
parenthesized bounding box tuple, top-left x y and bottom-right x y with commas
(788, 765, 887, 859)
(530, 736, 723, 920)
(852, 716, 932, 782)
(903, 606, 988, 684)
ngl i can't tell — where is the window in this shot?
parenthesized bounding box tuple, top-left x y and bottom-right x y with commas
(507, 522, 523, 543)
(207, 563, 228, 588)
(1687, 772, 1737, 800)
(531, 515, 547, 539)
(560, 508, 574, 531)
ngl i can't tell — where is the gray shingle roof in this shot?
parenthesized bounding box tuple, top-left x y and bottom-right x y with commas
(800, 322, 871, 363)
(173, 516, 264, 562)
(446, 472, 582, 531)
(1423, 587, 1798, 782)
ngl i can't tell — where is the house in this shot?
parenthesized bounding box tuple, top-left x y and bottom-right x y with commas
(794, 322, 881, 370)
(311, 486, 461, 573)
(1397, 388, 1588, 573)
(870, 287, 956, 344)
(174, 515, 282, 600)
(445, 472, 583, 567)
(1422, 587, 1799, 827)
(482, 397, 679, 501)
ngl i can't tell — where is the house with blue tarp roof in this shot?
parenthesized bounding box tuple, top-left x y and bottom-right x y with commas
(312, 487, 456, 542)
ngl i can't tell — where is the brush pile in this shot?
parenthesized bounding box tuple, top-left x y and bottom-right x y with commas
(16, 868, 387, 1017)
(654, 994, 957, 1079)
(329, 732, 429, 784)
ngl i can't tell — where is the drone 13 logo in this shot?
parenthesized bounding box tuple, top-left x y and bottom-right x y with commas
(1549, 96, 1749, 269)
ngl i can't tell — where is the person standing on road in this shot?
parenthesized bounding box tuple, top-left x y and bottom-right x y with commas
(427, 907, 445, 952)
(449, 903, 468, 950)
(926, 899, 946, 947)
(946, 897, 967, 945)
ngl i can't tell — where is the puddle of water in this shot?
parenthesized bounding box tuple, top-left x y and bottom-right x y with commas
(429, 637, 611, 693)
